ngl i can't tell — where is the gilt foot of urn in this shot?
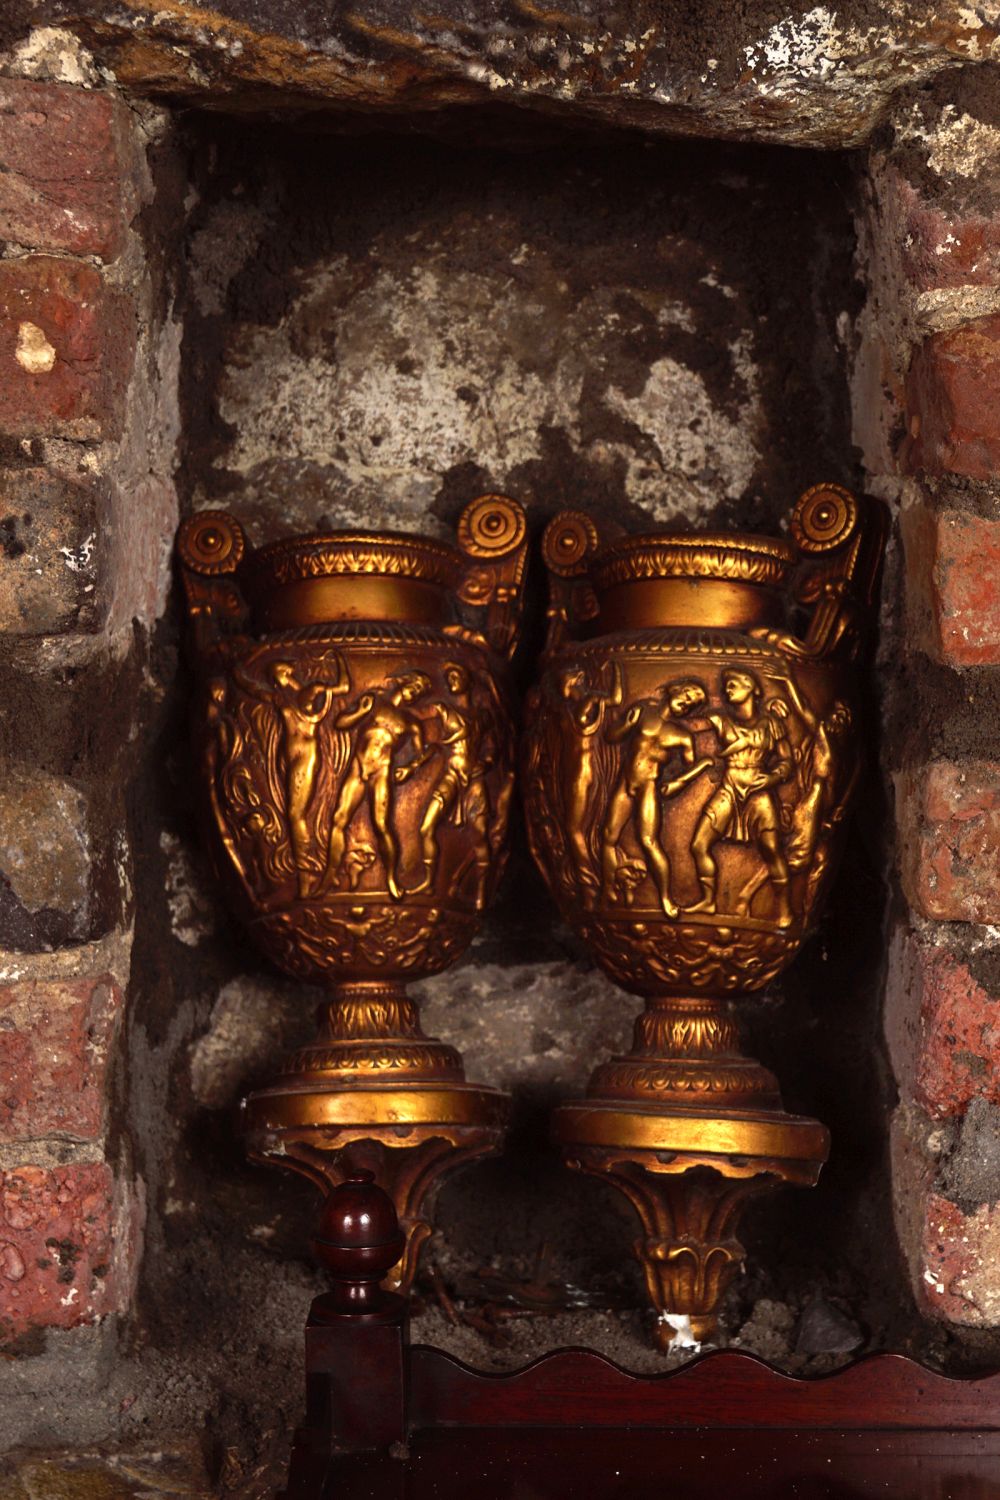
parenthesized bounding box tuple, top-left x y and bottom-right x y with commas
(553, 993, 828, 1345)
(243, 980, 507, 1293)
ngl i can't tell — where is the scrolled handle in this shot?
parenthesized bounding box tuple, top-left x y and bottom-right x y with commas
(790, 484, 858, 556)
(177, 510, 246, 575)
(541, 509, 600, 578)
(175, 509, 250, 660)
(455, 493, 528, 661)
(752, 483, 885, 663)
(540, 508, 602, 651)
(457, 493, 527, 560)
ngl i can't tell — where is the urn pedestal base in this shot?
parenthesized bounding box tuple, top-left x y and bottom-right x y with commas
(551, 993, 828, 1349)
(553, 1097, 828, 1349)
(243, 980, 508, 1293)
(245, 1081, 508, 1294)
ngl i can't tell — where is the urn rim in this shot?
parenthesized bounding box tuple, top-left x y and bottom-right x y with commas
(591, 531, 795, 592)
(241, 529, 464, 592)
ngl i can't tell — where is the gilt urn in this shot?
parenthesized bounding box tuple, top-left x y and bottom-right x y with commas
(523, 484, 885, 1345)
(176, 493, 528, 1291)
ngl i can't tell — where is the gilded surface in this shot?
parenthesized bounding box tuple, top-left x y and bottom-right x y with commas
(525, 484, 883, 1001)
(179, 497, 525, 992)
(592, 535, 793, 590)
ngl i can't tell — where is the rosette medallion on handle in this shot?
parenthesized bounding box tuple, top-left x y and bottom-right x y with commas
(523, 484, 885, 1348)
(176, 494, 528, 1294)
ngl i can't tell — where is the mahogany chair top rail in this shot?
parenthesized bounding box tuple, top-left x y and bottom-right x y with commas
(407, 1343, 1000, 1432)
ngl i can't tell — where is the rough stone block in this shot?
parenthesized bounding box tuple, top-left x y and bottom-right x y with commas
(897, 760, 1000, 923)
(0, 975, 123, 1142)
(885, 928, 1000, 1120)
(902, 504, 1000, 667)
(0, 79, 141, 260)
(0, 256, 134, 440)
(0, 764, 94, 951)
(919, 1191, 1000, 1327)
(905, 317, 1000, 481)
(0, 466, 107, 636)
(0, 1162, 138, 1341)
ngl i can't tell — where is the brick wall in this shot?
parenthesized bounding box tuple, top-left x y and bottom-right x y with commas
(0, 38, 178, 1354)
(854, 73, 1000, 1333)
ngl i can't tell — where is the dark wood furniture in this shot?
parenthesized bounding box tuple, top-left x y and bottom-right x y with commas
(284, 1179, 1000, 1499)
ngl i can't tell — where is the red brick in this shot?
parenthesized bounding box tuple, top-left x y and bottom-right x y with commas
(905, 317, 1000, 481)
(0, 80, 141, 260)
(0, 976, 123, 1142)
(918, 1193, 1000, 1326)
(897, 760, 1000, 923)
(902, 505, 1000, 666)
(0, 1162, 135, 1341)
(886, 932, 1000, 1120)
(0, 256, 134, 440)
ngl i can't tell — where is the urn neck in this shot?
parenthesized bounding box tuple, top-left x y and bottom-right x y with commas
(593, 576, 786, 633)
(588, 531, 794, 635)
(239, 531, 463, 632)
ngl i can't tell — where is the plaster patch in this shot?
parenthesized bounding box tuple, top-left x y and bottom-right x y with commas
(927, 111, 1000, 179)
(218, 258, 763, 532)
(15, 324, 56, 376)
(8, 27, 99, 85)
(159, 831, 214, 947)
(605, 336, 761, 516)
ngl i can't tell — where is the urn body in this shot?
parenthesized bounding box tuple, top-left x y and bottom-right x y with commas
(524, 489, 882, 1006)
(178, 498, 527, 996)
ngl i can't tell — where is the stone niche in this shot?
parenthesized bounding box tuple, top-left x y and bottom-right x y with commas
(8, 0, 1000, 1481)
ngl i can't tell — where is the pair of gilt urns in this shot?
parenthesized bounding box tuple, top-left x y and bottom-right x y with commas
(176, 484, 883, 1349)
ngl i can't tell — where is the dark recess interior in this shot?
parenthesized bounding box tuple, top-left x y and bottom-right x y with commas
(123, 104, 950, 1438)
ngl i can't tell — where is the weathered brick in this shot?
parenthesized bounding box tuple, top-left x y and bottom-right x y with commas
(0, 1162, 136, 1341)
(885, 929, 1000, 1120)
(882, 165, 1000, 294)
(897, 760, 1000, 923)
(919, 1192, 1000, 1327)
(905, 317, 1000, 481)
(0, 466, 108, 636)
(0, 975, 123, 1142)
(902, 504, 1000, 667)
(0, 256, 134, 440)
(0, 79, 141, 260)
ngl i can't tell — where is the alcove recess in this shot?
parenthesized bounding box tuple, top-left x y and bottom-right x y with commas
(148, 103, 908, 1377)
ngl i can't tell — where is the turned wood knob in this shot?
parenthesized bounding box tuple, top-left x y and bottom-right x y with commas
(313, 1169, 405, 1313)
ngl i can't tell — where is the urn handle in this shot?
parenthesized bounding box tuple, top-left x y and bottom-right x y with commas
(763, 483, 888, 662)
(539, 509, 605, 652)
(176, 510, 250, 660)
(454, 493, 529, 661)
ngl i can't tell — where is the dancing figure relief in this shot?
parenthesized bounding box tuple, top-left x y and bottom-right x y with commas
(411, 664, 489, 901)
(764, 671, 854, 913)
(559, 663, 623, 890)
(205, 678, 251, 891)
(685, 669, 794, 927)
(600, 679, 713, 919)
(588, 663, 845, 931)
(323, 672, 433, 901)
(232, 652, 351, 898)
